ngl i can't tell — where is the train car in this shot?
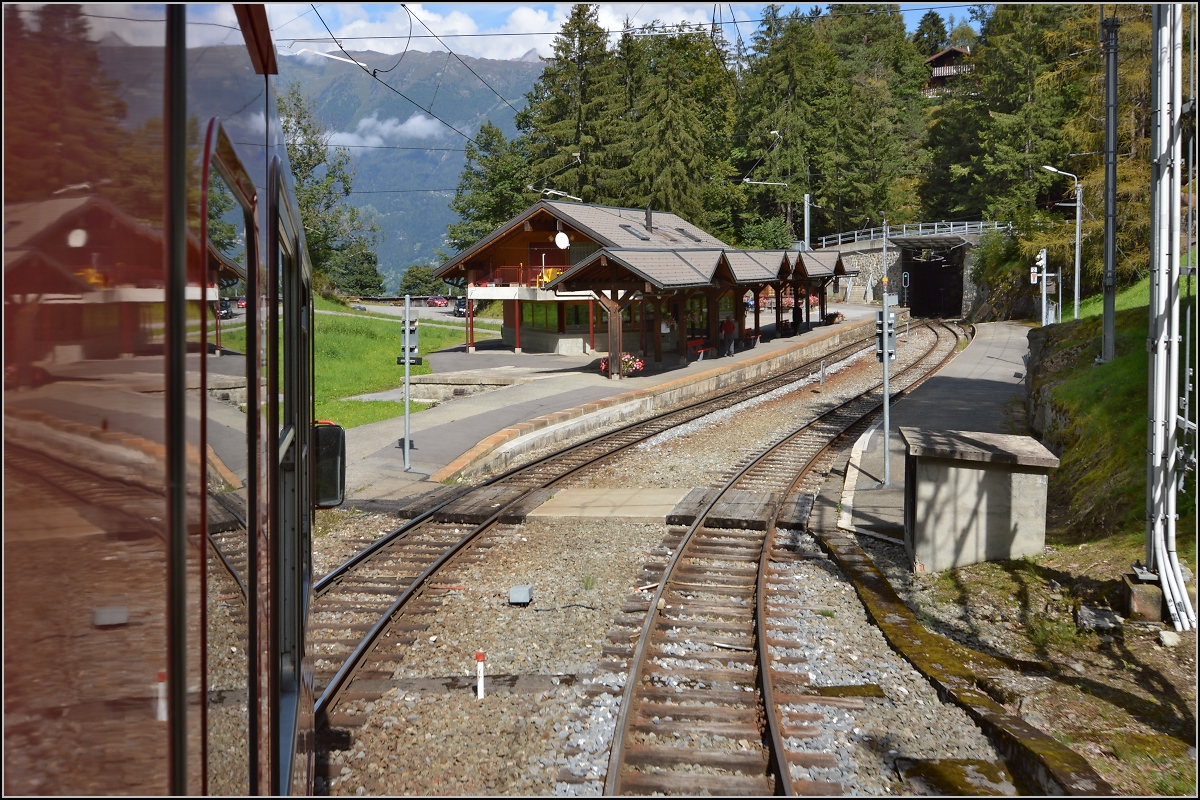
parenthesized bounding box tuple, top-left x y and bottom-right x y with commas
(3, 5, 344, 794)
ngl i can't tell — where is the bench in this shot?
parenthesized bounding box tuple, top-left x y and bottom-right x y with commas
(739, 334, 760, 351)
(687, 338, 715, 360)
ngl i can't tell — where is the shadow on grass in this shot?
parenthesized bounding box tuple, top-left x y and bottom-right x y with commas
(931, 557, 1196, 747)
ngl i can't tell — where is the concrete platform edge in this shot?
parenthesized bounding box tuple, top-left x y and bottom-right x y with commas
(429, 319, 876, 483)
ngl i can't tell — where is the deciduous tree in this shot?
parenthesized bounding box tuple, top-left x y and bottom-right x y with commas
(276, 81, 382, 296)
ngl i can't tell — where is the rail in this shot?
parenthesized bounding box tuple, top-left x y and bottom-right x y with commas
(815, 220, 1011, 249)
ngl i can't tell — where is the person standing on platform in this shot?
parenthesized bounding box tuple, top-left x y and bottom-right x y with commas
(721, 316, 736, 357)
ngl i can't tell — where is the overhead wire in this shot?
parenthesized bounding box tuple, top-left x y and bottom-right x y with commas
(401, 4, 523, 115)
(308, 4, 475, 143)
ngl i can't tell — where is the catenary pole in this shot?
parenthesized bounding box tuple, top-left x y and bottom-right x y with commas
(1101, 13, 1119, 361)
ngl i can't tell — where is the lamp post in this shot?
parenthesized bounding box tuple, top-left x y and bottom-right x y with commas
(1042, 165, 1082, 320)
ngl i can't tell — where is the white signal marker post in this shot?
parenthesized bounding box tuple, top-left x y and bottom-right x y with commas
(397, 295, 422, 470)
(404, 296, 412, 470)
(881, 280, 892, 486)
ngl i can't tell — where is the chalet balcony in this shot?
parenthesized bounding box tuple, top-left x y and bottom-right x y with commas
(472, 264, 564, 289)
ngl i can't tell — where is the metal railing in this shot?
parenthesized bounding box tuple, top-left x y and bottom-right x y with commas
(471, 265, 564, 288)
(815, 220, 1011, 249)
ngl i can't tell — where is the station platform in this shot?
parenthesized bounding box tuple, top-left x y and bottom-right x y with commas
(343, 302, 881, 505)
(827, 320, 1032, 539)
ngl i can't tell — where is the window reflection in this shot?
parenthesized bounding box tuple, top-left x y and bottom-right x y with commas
(204, 167, 251, 795)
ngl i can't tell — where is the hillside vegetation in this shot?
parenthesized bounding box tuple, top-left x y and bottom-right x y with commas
(1024, 282, 1195, 562)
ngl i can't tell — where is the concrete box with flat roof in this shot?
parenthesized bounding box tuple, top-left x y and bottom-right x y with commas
(900, 427, 1059, 573)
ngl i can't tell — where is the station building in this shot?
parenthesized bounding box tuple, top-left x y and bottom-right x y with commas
(433, 200, 854, 372)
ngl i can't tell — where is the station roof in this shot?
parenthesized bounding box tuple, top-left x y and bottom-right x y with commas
(435, 199, 855, 293)
(433, 200, 729, 282)
(796, 249, 853, 278)
(546, 248, 723, 292)
(726, 250, 789, 283)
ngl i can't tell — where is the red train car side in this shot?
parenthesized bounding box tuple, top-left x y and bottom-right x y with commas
(3, 4, 344, 794)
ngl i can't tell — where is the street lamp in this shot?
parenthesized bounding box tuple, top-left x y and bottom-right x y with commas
(1042, 165, 1082, 320)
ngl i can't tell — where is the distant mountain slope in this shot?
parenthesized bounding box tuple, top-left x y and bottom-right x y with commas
(98, 44, 543, 293)
(279, 49, 543, 292)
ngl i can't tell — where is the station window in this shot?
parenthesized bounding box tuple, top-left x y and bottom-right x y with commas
(520, 302, 558, 330)
(564, 302, 593, 327)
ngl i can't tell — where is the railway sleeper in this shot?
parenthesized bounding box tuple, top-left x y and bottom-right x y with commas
(616, 768, 772, 797)
(675, 563, 758, 579)
(656, 616, 755, 635)
(649, 647, 755, 665)
(667, 584, 754, 598)
(773, 692, 868, 710)
(779, 723, 822, 739)
(645, 666, 757, 684)
(667, 575, 755, 590)
(661, 600, 753, 617)
(635, 701, 760, 722)
(628, 719, 764, 740)
(791, 779, 845, 796)
(636, 686, 758, 705)
(622, 742, 768, 772)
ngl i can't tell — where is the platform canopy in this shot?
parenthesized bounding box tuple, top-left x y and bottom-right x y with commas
(795, 249, 855, 279)
(546, 247, 725, 293)
(725, 250, 788, 284)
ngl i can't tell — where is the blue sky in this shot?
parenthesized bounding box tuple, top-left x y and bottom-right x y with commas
(257, 3, 980, 61)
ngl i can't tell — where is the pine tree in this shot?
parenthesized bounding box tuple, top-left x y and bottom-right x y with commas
(632, 28, 705, 219)
(813, 4, 927, 228)
(517, 4, 619, 204)
(966, 4, 1080, 219)
(3, 4, 127, 202)
(911, 11, 948, 56)
(447, 122, 531, 252)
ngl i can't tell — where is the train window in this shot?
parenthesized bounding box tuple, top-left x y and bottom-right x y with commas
(202, 128, 255, 796)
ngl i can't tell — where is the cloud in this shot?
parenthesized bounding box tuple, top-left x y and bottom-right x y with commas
(329, 112, 451, 147)
(266, 3, 744, 62)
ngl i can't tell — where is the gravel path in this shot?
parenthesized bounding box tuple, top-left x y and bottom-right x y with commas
(315, 325, 1006, 796)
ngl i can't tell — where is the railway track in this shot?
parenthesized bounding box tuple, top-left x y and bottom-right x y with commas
(310, 324, 898, 727)
(310, 322, 965, 758)
(600, 321, 965, 795)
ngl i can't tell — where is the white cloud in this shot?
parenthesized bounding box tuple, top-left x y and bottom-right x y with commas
(329, 111, 452, 147)
(265, 3, 751, 62)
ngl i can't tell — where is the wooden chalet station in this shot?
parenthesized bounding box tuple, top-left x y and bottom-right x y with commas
(433, 200, 853, 378)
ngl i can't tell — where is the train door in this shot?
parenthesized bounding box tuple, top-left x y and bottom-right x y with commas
(267, 156, 316, 795)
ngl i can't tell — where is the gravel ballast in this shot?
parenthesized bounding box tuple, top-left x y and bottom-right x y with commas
(317, 326, 1008, 796)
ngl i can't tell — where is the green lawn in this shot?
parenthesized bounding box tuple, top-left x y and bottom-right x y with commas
(218, 296, 501, 428)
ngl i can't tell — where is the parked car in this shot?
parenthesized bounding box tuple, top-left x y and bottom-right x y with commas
(236, 296, 247, 308)
(453, 297, 471, 317)
(217, 299, 233, 319)
(426, 295, 448, 307)
(351, 304, 367, 311)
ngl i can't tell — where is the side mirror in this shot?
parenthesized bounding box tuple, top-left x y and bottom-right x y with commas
(313, 422, 346, 508)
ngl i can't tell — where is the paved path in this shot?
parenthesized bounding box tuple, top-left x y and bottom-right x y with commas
(842, 320, 1033, 534)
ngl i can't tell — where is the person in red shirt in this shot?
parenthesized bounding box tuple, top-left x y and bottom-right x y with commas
(721, 316, 737, 356)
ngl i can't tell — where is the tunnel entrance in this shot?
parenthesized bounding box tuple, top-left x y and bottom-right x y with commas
(891, 235, 968, 318)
